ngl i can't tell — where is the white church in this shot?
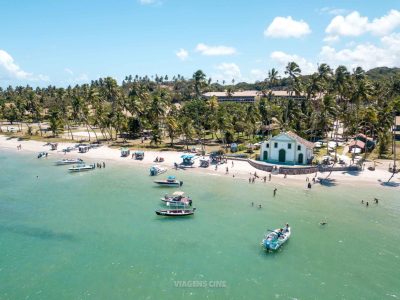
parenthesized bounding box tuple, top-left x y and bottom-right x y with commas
(259, 131, 314, 165)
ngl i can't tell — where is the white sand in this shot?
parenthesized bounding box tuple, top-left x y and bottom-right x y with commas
(1, 135, 398, 189)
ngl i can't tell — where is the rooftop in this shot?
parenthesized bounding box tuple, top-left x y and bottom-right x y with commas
(286, 131, 315, 149)
(203, 90, 303, 98)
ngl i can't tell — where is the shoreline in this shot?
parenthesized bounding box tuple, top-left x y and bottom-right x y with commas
(1, 135, 399, 189)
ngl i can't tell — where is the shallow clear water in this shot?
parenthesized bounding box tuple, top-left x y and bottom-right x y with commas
(0, 150, 399, 299)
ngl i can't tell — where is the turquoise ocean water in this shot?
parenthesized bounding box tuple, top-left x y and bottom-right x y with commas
(0, 150, 399, 299)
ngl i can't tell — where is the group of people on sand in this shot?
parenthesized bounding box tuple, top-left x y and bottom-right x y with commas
(16, 144, 22, 150)
(95, 162, 106, 169)
(361, 198, 379, 207)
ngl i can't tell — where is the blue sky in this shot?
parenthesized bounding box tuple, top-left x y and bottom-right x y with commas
(0, 0, 399, 87)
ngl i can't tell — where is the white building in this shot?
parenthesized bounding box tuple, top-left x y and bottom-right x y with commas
(259, 131, 314, 165)
(203, 90, 306, 103)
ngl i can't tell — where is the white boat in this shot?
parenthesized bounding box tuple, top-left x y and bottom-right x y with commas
(55, 158, 84, 165)
(154, 176, 183, 187)
(68, 164, 95, 172)
(261, 225, 291, 251)
(150, 165, 167, 176)
(161, 191, 192, 206)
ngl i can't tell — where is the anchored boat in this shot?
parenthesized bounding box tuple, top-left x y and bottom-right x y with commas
(68, 164, 95, 172)
(161, 191, 192, 207)
(55, 158, 84, 165)
(155, 208, 196, 217)
(150, 165, 167, 176)
(154, 176, 183, 187)
(261, 224, 291, 251)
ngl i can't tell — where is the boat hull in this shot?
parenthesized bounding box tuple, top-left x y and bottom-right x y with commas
(154, 180, 182, 187)
(262, 227, 291, 251)
(155, 208, 196, 216)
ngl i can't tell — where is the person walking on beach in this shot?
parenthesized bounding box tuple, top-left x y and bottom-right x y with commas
(226, 167, 229, 174)
(231, 161, 234, 168)
(273, 188, 277, 197)
(269, 173, 271, 181)
(374, 198, 379, 204)
(263, 176, 266, 183)
(248, 177, 251, 183)
(258, 204, 262, 209)
(103, 162, 105, 168)
(251, 202, 254, 206)
(361, 200, 364, 204)
(306, 177, 309, 182)
(366, 201, 369, 207)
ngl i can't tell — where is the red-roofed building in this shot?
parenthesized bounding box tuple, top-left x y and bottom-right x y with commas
(349, 140, 365, 153)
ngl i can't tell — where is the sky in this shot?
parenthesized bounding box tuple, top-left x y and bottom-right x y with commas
(0, 0, 400, 87)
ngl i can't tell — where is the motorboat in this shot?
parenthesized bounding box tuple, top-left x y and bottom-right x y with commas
(261, 225, 291, 251)
(37, 152, 48, 159)
(161, 191, 192, 206)
(150, 165, 167, 176)
(155, 208, 196, 216)
(154, 176, 183, 187)
(55, 158, 84, 165)
(68, 164, 95, 172)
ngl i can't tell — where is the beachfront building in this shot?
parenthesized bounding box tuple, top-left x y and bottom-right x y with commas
(259, 131, 314, 165)
(203, 90, 306, 103)
(349, 140, 365, 153)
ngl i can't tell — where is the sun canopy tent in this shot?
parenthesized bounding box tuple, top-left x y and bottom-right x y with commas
(180, 154, 197, 166)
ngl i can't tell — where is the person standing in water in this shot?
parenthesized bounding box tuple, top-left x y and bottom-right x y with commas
(273, 188, 277, 197)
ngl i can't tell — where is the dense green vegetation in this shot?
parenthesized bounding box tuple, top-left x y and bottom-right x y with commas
(1, 64, 400, 156)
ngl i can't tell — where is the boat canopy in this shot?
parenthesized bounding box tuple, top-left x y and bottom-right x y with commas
(181, 154, 196, 159)
(167, 176, 176, 180)
(172, 191, 185, 196)
(135, 151, 144, 154)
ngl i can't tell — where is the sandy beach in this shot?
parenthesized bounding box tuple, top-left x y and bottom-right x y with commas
(1, 135, 398, 189)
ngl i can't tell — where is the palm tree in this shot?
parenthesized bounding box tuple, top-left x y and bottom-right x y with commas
(267, 68, 279, 87)
(193, 70, 207, 98)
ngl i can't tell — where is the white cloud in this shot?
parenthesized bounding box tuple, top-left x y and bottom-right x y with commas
(323, 35, 340, 44)
(319, 33, 400, 70)
(63, 68, 89, 83)
(139, 0, 156, 4)
(0, 49, 48, 81)
(195, 43, 236, 56)
(175, 48, 188, 60)
(264, 16, 311, 38)
(212, 62, 242, 82)
(249, 69, 267, 82)
(64, 68, 74, 75)
(368, 9, 400, 36)
(74, 73, 89, 82)
(325, 11, 368, 38)
(318, 7, 349, 15)
(325, 9, 400, 41)
(270, 51, 315, 74)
